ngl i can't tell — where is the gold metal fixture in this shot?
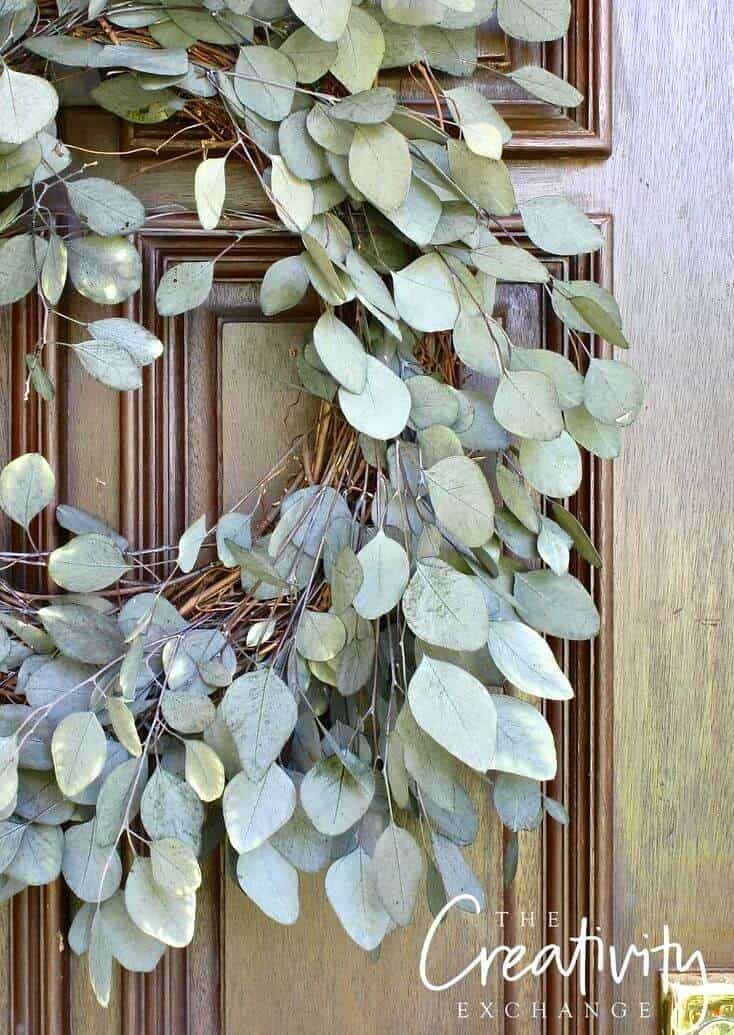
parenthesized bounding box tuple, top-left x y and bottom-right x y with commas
(661, 972, 734, 1034)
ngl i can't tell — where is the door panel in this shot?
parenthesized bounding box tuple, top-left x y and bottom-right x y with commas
(0, 218, 613, 1035)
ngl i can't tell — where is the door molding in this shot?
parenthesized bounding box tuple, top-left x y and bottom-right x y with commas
(118, 0, 611, 159)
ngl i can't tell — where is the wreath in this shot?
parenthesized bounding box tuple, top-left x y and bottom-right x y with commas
(0, 0, 643, 1006)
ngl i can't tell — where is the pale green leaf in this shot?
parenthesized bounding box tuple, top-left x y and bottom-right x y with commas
(194, 157, 226, 230)
(155, 261, 213, 316)
(488, 620, 573, 699)
(236, 841, 299, 924)
(221, 669, 297, 781)
(447, 139, 515, 216)
(338, 355, 411, 440)
(497, 0, 571, 42)
(51, 711, 107, 796)
(125, 856, 195, 947)
(352, 530, 409, 620)
(520, 196, 603, 255)
(67, 234, 142, 305)
(584, 359, 644, 426)
(493, 370, 563, 441)
(0, 453, 54, 530)
(564, 404, 623, 459)
(300, 750, 375, 835)
(326, 847, 391, 949)
(288, 0, 351, 41)
(508, 65, 583, 106)
(330, 7, 385, 94)
(62, 820, 121, 902)
(233, 45, 296, 120)
(509, 346, 584, 410)
(184, 740, 224, 802)
(425, 455, 494, 547)
(48, 533, 129, 592)
(150, 837, 202, 897)
(519, 430, 582, 497)
(393, 253, 460, 332)
(67, 177, 145, 236)
(408, 655, 496, 771)
(0, 68, 58, 145)
(348, 123, 411, 212)
(402, 558, 489, 651)
(513, 570, 600, 640)
(223, 764, 296, 852)
(492, 691, 554, 778)
(313, 311, 367, 393)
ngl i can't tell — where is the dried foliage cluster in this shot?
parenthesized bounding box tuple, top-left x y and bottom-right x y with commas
(0, 0, 643, 1005)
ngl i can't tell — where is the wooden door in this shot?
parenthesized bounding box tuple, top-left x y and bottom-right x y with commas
(1, 1, 732, 1033)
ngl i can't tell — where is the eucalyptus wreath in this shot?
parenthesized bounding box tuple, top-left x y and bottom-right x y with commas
(0, 0, 643, 1008)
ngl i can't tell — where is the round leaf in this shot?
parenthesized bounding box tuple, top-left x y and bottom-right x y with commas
(402, 558, 489, 651)
(51, 712, 107, 796)
(488, 620, 573, 699)
(519, 430, 582, 498)
(0, 453, 54, 530)
(338, 356, 411, 440)
(348, 123, 412, 213)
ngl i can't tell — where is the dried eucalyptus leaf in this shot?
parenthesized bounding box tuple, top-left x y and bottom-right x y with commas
(40, 602, 124, 665)
(184, 740, 225, 802)
(48, 534, 129, 593)
(508, 65, 583, 107)
(279, 25, 337, 81)
(56, 503, 129, 550)
(141, 767, 204, 854)
(447, 139, 515, 216)
(259, 254, 309, 316)
(51, 711, 107, 796)
(584, 359, 644, 426)
(0, 234, 46, 305)
(495, 463, 540, 533)
(88, 913, 112, 1008)
(402, 559, 489, 651)
(509, 346, 584, 410)
(487, 620, 573, 699)
(67, 177, 145, 236)
(564, 404, 623, 459)
(155, 261, 214, 316)
(493, 771, 542, 831)
(471, 242, 549, 283)
(288, 0, 351, 42)
(550, 280, 621, 334)
(236, 841, 299, 924)
(352, 530, 409, 620)
(348, 123, 411, 212)
(92, 72, 182, 123)
(0, 453, 54, 530)
(425, 455, 494, 547)
(497, 0, 570, 42)
(325, 847, 390, 950)
(270, 155, 314, 231)
(95, 757, 145, 846)
(67, 234, 142, 305)
(223, 764, 296, 852)
(296, 610, 347, 662)
(520, 195, 603, 255)
(330, 7, 385, 94)
(0, 68, 58, 145)
(6, 822, 63, 885)
(301, 750, 375, 836)
(194, 157, 226, 230)
(221, 669, 297, 782)
(313, 310, 367, 393)
(150, 837, 202, 897)
(125, 856, 196, 947)
(393, 253, 460, 332)
(100, 890, 166, 971)
(338, 355, 411, 440)
(550, 502, 602, 568)
(233, 45, 295, 120)
(519, 429, 582, 498)
(408, 656, 496, 771)
(62, 819, 121, 902)
(493, 370, 563, 441)
(513, 570, 600, 640)
(431, 832, 484, 911)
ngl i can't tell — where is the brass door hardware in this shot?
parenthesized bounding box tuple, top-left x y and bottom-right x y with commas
(661, 972, 734, 1034)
